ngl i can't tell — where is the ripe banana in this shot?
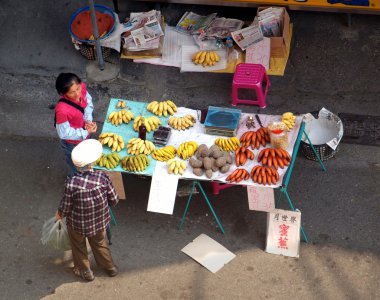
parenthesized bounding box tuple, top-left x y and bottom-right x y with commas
(215, 137, 240, 152)
(177, 141, 198, 159)
(192, 51, 219, 67)
(166, 159, 187, 175)
(96, 153, 121, 169)
(147, 100, 177, 117)
(98, 133, 125, 152)
(152, 145, 177, 162)
(127, 137, 156, 155)
(116, 100, 126, 109)
(121, 154, 150, 172)
(133, 116, 161, 132)
(108, 109, 134, 126)
(168, 115, 196, 130)
(281, 112, 296, 130)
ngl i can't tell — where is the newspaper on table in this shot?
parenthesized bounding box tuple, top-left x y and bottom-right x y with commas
(205, 17, 244, 39)
(122, 10, 163, 51)
(231, 24, 263, 51)
(175, 11, 217, 35)
(257, 7, 284, 37)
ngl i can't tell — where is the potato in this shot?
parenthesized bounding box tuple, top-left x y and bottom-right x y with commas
(211, 159, 219, 172)
(203, 157, 212, 170)
(212, 149, 224, 159)
(220, 164, 231, 173)
(189, 157, 203, 168)
(216, 157, 227, 167)
(205, 169, 213, 179)
(209, 145, 219, 153)
(193, 168, 203, 176)
(223, 152, 232, 164)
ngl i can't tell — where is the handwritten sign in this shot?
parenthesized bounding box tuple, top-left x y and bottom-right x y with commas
(147, 166, 179, 215)
(265, 209, 301, 258)
(245, 37, 270, 70)
(247, 186, 275, 212)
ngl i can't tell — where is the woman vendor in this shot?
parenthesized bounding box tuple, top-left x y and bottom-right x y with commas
(55, 73, 97, 177)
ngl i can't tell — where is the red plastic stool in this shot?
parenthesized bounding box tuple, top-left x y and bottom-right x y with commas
(232, 63, 270, 108)
(211, 182, 235, 195)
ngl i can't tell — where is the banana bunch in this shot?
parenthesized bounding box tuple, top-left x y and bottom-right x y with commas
(146, 100, 177, 117)
(127, 138, 156, 155)
(96, 153, 121, 169)
(282, 112, 296, 130)
(177, 141, 198, 159)
(215, 137, 240, 152)
(116, 100, 126, 108)
(167, 159, 187, 175)
(98, 132, 125, 152)
(121, 154, 149, 172)
(152, 145, 177, 162)
(108, 109, 134, 126)
(192, 51, 220, 67)
(133, 116, 161, 132)
(168, 115, 196, 131)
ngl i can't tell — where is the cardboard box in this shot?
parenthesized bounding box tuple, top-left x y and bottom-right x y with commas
(258, 7, 290, 58)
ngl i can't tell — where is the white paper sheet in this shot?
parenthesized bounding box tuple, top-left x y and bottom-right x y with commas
(247, 186, 275, 211)
(181, 45, 227, 72)
(265, 209, 301, 258)
(181, 234, 236, 273)
(147, 165, 179, 214)
(245, 37, 270, 70)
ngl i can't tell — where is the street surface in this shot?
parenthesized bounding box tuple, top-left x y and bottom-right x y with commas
(0, 0, 379, 299)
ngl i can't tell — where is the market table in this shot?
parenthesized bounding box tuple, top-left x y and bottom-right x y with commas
(96, 98, 325, 240)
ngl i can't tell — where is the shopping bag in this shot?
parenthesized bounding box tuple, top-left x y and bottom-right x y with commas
(41, 217, 71, 251)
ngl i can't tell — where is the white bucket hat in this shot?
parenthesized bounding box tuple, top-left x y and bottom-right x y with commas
(71, 139, 103, 168)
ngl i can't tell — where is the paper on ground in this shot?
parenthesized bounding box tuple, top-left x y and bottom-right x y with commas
(147, 165, 179, 214)
(247, 186, 275, 212)
(181, 234, 236, 273)
(181, 45, 227, 72)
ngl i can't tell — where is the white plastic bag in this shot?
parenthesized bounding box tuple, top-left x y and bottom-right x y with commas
(41, 217, 71, 251)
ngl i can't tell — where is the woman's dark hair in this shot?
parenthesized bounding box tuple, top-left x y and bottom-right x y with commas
(55, 73, 82, 95)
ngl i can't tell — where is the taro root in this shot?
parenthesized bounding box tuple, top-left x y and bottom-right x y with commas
(203, 157, 212, 170)
(205, 169, 213, 179)
(189, 157, 203, 168)
(216, 157, 227, 168)
(220, 164, 231, 173)
(193, 168, 203, 176)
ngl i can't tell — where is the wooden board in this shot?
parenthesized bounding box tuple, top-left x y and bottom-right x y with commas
(105, 171, 126, 200)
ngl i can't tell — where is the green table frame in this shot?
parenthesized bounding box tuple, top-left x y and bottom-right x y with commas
(178, 121, 326, 242)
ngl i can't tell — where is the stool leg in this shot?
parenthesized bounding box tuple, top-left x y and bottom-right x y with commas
(231, 86, 238, 106)
(211, 182, 220, 195)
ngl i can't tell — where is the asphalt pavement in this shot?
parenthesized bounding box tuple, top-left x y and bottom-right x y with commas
(0, 0, 379, 299)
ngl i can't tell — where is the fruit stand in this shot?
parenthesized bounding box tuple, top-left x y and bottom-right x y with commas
(95, 98, 326, 238)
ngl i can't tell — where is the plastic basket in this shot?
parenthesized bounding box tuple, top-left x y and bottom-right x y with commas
(69, 4, 116, 43)
(76, 43, 112, 61)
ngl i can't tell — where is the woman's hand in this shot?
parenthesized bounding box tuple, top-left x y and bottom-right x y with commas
(85, 121, 97, 134)
(55, 210, 62, 221)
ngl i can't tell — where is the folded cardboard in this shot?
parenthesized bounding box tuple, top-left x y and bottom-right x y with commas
(258, 7, 290, 58)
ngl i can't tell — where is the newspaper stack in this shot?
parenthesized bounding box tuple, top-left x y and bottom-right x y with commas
(175, 12, 217, 35)
(122, 10, 164, 51)
(257, 7, 284, 38)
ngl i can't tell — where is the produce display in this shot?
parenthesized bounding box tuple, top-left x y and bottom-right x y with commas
(239, 127, 270, 149)
(146, 100, 177, 117)
(133, 116, 161, 132)
(98, 132, 125, 152)
(107, 109, 134, 126)
(116, 100, 127, 108)
(177, 141, 199, 159)
(167, 159, 187, 175)
(189, 144, 232, 178)
(121, 154, 150, 172)
(192, 51, 220, 67)
(250, 166, 279, 185)
(151, 146, 177, 161)
(281, 112, 296, 130)
(258, 148, 291, 169)
(226, 168, 250, 183)
(168, 115, 196, 130)
(127, 138, 156, 155)
(96, 153, 121, 169)
(235, 146, 255, 166)
(214, 137, 240, 152)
